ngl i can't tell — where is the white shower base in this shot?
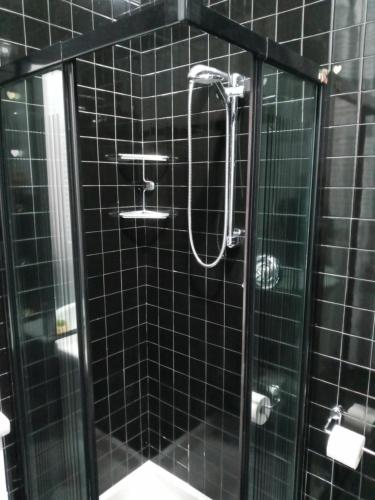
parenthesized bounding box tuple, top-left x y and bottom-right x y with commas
(100, 461, 211, 500)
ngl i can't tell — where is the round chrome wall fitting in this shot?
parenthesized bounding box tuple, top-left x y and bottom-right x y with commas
(255, 254, 280, 290)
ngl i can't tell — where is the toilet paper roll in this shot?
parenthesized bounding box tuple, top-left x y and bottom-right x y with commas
(345, 403, 375, 434)
(251, 392, 271, 426)
(326, 425, 365, 470)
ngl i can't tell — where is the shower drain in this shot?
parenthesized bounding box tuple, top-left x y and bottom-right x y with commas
(255, 254, 280, 290)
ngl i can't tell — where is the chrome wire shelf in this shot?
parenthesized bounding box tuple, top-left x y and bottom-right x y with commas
(119, 210, 169, 220)
(105, 153, 169, 162)
(113, 153, 170, 220)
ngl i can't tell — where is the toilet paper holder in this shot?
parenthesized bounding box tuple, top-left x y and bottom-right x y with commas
(324, 405, 375, 457)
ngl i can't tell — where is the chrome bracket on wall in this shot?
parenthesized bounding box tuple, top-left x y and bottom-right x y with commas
(143, 179, 155, 193)
(226, 73, 248, 249)
(224, 76, 246, 100)
(324, 405, 343, 433)
(227, 228, 245, 248)
(265, 384, 281, 410)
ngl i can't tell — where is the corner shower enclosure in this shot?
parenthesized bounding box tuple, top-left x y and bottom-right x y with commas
(0, 1, 323, 499)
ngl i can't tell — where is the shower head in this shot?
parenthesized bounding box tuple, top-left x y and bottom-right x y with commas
(188, 64, 229, 85)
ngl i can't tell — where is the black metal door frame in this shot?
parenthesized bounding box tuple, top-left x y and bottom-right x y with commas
(0, 96, 34, 500)
(63, 60, 99, 500)
(0, 62, 99, 499)
(240, 63, 326, 500)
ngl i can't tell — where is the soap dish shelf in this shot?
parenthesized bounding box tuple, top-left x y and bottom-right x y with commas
(114, 153, 170, 220)
(119, 210, 169, 220)
(105, 153, 169, 162)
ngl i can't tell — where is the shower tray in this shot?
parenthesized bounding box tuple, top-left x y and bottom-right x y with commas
(99, 461, 211, 500)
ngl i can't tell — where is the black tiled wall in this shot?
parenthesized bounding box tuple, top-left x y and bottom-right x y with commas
(0, 258, 22, 499)
(1, 70, 90, 499)
(77, 42, 150, 491)
(0, 2, 141, 499)
(140, 24, 250, 499)
(77, 22, 251, 497)
(0, 1, 374, 500)
(303, 2, 375, 498)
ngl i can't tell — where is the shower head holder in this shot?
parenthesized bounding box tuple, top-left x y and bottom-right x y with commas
(225, 73, 246, 100)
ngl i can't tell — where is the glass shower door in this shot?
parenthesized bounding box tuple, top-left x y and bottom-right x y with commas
(0, 67, 90, 499)
(247, 63, 318, 500)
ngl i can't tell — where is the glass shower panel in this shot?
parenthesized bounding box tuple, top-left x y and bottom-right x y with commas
(76, 22, 253, 500)
(0, 68, 88, 499)
(249, 64, 317, 499)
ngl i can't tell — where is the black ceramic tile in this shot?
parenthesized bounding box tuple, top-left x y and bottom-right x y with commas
(333, 25, 363, 62)
(310, 352, 340, 385)
(359, 123, 375, 156)
(73, 5, 94, 34)
(279, 0, 302, 10)
(25, 18, 50, 48)
(361, 476, 375, 500)
(328, 93, 358, 126)
(277, 9, 302, 42)
(49, 0, 72, 30)
(0, 9, 25, 45)
(348, 249, 375, 281)
(334, 0, 365, 29)
(344, 306, 374, 339)
(368, 1, 375, 22)
(315, 298, 342, 333)
(315, 245, 348, 276)
(331, 59, 361, 94)
(341, 334, 372, 367)
(345, 277, 375, 310)
(253, 1, 276, 19)
(253, 16, 276, 39)
(326, 125, 357, 157)
(315, 272, 347, 304)
(312, 327, 342, 359)
(319, 158, 355, 188)
(304, 1, 332, 37)
(25, 0, 49, 20)
(340, 362, 370, 395)
(363, 55, 375, 91)
(0, 0, 22, 12)
(318, 217, 350, 247)
(365, 21, 375, 57)
(93, 0, 112, 17)
(303, 32, 330, 65)
(319, 187, 353, 218)
(360, 90, 375, 123)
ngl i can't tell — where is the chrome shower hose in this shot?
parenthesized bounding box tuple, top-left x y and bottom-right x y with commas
(187, 80, 230, 268)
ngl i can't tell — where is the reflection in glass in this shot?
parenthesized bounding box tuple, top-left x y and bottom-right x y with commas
(1, 69, 88, 499)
